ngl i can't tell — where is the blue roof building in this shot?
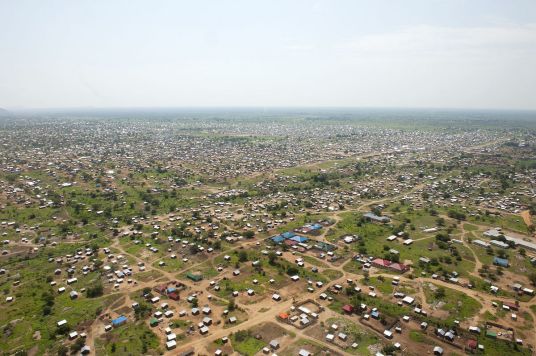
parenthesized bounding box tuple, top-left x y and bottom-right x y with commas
(493, 257, 509, 267)
(272, 235, 285, 244)
(311, 224, 322, 230)
(290, 235, 308, 243)
(282, 231, 296, 239)
(112, 315, 127, 327)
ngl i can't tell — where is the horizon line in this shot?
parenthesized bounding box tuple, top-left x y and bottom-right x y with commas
(4, 105, 536, 113)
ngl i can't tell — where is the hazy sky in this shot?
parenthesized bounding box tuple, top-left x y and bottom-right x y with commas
(1, 0, 536, 110)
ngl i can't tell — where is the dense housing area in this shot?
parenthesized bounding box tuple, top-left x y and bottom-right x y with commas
(1, 110, 535, 356)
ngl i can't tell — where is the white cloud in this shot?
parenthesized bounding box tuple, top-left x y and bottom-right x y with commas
(341, 24, 536, 58)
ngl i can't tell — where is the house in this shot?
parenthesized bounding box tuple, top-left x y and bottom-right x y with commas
(271, 235, 285, 244)
(187, 272, 202, 282)
(290, 235, 308, 243)
(282, 231, 295, 239)
(298, 349, 312, 356)
(419, 257, 430, 264)
(168, 291, 180, 301)
(112, 315, 127, 327)
(522, 288, 534, 295)
(342, 304, 354, 314)
(503, 302, 519, 311)
(493, 257, 509, 267)
(402, 296, 415, 305)
(363, 212, 390, 223)
(67, 277, 78, 284)
(152, 286, 169, 299)
(490, 240, 509, 249)
(469, 326, 481, 334)
(467, 339, 478, 350)
(343, 236, 355, 244)
(472, 240, 490, 248)
(300, 317, 310, 325)
(166, 340, 177, 350)
(433, 346, 444, 355)
(484, 229, 536, 252)
(371, 258, 409, 273)
(269, 339, 280, 349)
(503, 236, 536, 252)
(486, 330, 497, 338)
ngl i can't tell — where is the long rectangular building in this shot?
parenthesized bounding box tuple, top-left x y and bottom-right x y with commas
(484, 229, 536, 252)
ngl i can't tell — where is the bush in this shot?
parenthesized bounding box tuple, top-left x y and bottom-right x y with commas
(86, 282, 104, 298)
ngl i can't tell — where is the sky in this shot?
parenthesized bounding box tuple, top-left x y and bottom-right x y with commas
(1, 0, 536, 110)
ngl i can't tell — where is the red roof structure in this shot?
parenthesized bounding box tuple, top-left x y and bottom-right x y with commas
(503, 302, 519, 311)
(168, 292, 180, 301)
(371, 258, 408, 272)
(372, 258, 391, 267)
(390, 263, 409, 272)
(342, 304, 354, 314)
(467, 339, 477, 349)
(154, 285, 167, 294)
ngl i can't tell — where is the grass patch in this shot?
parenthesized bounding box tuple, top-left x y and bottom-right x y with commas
(94, 321, 160, 355)
(423, 282, 482, 323)
(231, 330, 266, 356)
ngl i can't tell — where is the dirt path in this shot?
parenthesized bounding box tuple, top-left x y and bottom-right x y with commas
(521, 210, 533, 228)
